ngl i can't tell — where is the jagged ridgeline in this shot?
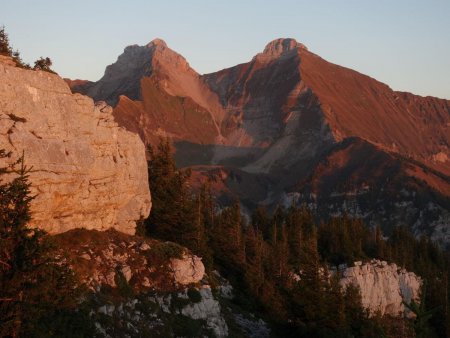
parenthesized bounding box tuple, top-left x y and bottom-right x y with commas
(1, 26, 450, 338)
(71, 37, 450, 248)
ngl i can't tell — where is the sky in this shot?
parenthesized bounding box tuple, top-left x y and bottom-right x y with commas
(2, 0, 450, 99)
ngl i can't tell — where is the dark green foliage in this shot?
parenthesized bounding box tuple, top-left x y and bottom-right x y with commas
(115, 269, 133, 298)
(170, 292, 191, 310)
(33, 56, 56, 73)
(145, 139, 450, 338)
(0, 25, 30, 69)
(404, 282, 439, 338)
(187, 287, 202, 303)
(145, 138, 213, 267)
(145, 139, 194, 243)
(171, 314, 209, 337)
(0, 150, 96, 337)
(0, 25, 11, 55)
(0, 26, 56, 71)
(148, 241, 185, 263)
(318, 215, 368, 266)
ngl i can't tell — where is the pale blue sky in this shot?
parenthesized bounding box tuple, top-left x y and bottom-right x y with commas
(2, 0, 450, 98)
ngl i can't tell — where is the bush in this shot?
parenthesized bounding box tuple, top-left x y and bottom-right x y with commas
(187, 288, 202, 303)
(115, 269, 133, 298)
(33, 56, 56, 73)
(148, 242, 185, 263)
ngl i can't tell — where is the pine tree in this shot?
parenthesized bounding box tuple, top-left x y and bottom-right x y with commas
(292, 227, 327, 329)
(191, 191, 213, 268)
(214, 200, 246, 267)
(0, 26, 12, 56)
(0, 151, 95, 337)
(0, 26, 30, 69)
(244, 226, 265, 298)
(145, 139, 196, 246)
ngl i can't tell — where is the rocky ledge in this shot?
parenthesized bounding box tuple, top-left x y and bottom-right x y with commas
(53, 229, 205, 290)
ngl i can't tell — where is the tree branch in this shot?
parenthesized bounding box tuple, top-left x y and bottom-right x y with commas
(0, 259, 11, 268)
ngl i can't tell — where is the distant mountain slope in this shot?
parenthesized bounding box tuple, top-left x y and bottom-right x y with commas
(290, 138, 450, 246)
(203, 38, 450, 176)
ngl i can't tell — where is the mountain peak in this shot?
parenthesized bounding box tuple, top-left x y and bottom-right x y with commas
(146, 38, 167, 48)
(262, 38, 307, 58)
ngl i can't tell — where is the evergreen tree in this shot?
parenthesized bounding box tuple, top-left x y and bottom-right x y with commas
(0, 25, 12, 56)
(404, 282, 439, 338)
(213, 200, 246, 267)
(244, 226, 266, 298)
(145, 139, 196, 246)
(191, 191, 213, 268)
(0, 151, 95, 337)
(0, 26, 30, 69)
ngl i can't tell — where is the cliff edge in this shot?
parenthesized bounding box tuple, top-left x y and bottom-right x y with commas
(0, 58, 151, 234)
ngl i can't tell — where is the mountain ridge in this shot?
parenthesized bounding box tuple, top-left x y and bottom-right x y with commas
(68, 37, 450, 244)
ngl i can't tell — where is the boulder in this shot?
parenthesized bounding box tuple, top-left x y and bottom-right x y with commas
(171, 254, 205, 285)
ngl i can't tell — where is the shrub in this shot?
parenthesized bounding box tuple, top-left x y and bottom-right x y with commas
(187, 288, 202, 303)
(148, 242, 185, 263)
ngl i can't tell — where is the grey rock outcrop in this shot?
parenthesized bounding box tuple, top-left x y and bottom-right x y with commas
(180, 286, 228, 337)
(0, 61, 151, 234)
(340, 260, 422, 317)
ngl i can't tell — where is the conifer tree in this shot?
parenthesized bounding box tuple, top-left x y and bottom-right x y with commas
(0, 26, 12, 56)
(145, 139, 196, 246)
(0, 150, 95, 337)
(214, 200, 246, 267)
(244, 226, 265, 298)
(0, 26, 30, 69)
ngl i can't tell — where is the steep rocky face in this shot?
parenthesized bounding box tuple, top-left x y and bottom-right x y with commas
(204, 38, 450, 176)
(71, 39, 225, 145)
(0, 59, 151, 234)
(340, 260, 422, 317)
(298, 51, 450, 176)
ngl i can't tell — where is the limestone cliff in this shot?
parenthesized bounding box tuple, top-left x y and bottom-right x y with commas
(340, 260, 422, 317)
(0, 59, 151, 234)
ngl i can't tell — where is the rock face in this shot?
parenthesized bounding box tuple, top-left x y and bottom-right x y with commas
(93, 286, 229, 338)
(0, 60, 151, 234)
(180, 286, 228, 337)
(340, 260, 422, 317)
(73, 39, 224, 145)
